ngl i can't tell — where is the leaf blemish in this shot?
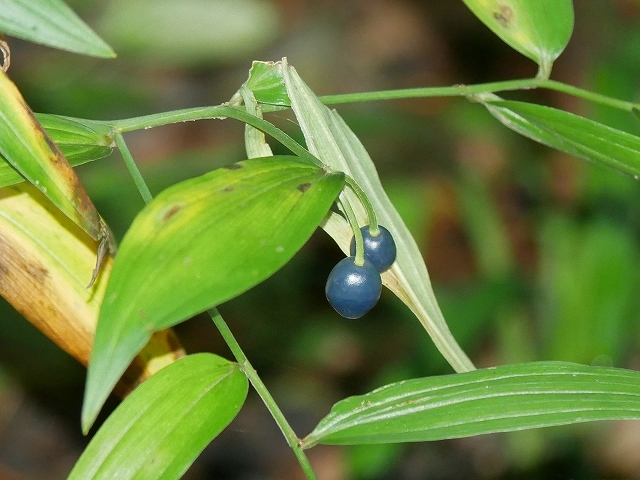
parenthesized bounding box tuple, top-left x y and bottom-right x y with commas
(162, 205, 182, 222)
(297, 182, 311, 193)
(223, 186, 234, 193)
(493, 5, 513, 28)
(224, 163, 243, 170)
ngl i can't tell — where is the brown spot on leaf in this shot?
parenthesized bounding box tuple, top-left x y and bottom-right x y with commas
(222, 185, 234, 193)
(162, 204, 182, 222)
(493, 5, 514, 28)
(297, 182, 312, 193)
(224, 163, 243, 170)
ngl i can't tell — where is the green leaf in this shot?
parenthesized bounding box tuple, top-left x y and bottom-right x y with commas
(239, 86, 274, 159)
(70, 353, 247, 480)
(37, 114, 115, 163)
(0, 114, 114, 189)
(483, 98, 640, 178)
(245, 60, 290, 108)
(302, 361, 640, 447)
(280, 59, 474, 374)
(0, 0, 115, 58)
(83, 155, 344, 431)
(461, 0, 574, 78)
(0, 71, 106, 243)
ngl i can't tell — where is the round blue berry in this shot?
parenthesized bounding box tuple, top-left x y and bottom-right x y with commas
(349, 225, 397, 272)
(325, 256, 382, 319)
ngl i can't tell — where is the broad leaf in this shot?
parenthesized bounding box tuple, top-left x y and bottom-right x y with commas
(483, 98, 640, 178)
(0, 70, 107, 243)
(83, 155, 344, 431)
(70, 354, 247, 480)
(303, 361, 640, 447)
(0, 0, 115, 57)
(461, 0, 574, 78)
(280, 59, 474, 373)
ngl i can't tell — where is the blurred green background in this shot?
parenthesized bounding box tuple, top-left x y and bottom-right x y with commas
(2, 1, 640, 479)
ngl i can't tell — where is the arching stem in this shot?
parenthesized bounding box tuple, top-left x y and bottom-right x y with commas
(339, 194, 364, 265)
(344, 175, 379, 236)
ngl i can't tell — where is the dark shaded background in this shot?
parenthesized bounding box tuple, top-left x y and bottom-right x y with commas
(2, 1, 640, 478)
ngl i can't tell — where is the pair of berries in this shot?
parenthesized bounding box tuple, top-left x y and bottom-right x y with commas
(325, 225, 396, 319)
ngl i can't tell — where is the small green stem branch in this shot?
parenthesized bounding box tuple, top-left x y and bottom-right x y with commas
(339, 195, 364, 265)
(114, 132, 153, 205)
(344, 175, 378, 235)
(207, 308, 319, 480)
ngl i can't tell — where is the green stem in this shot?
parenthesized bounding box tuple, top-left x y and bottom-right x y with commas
(207, 308, 319, 480)
(111, 105, 324, 168)
(100, 79, 637, 184)
(114, 132, 153, 205)
(344, 175, 378, 235)
(339, 195, 364, 265)
(320, 78, 541, 104)
(541, 79, 636, 112)
(319, 77, 637, 112)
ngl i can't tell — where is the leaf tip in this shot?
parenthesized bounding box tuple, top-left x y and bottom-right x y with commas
(80, 389, 100, 434)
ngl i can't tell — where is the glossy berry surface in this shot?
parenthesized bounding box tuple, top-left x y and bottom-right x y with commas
(350, 225, 397, 272)
(325, 256, 382, 319)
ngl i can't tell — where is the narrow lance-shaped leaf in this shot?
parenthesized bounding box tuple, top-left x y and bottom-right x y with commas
(482, 97, 640, 178)
(70, 354, 248, 480)
(240, 86, 274, 159)
(280, 59, 474, 373)
(303, 361, 640, 447)
(0, 70, 108, 244)
(83, 155, 344, 431)
(0, 0, 115, 57)
(461, 0, 574, 78)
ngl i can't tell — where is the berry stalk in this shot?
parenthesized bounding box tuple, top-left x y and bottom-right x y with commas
(339, 194, 365, 266)
(344, 175, 379, 236)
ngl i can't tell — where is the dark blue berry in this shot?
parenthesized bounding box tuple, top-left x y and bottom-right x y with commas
(325, 256, 382, 319)
(350, 225, 397, 272)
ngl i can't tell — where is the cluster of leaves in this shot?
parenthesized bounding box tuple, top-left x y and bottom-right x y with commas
(3, 1, 640, 479)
